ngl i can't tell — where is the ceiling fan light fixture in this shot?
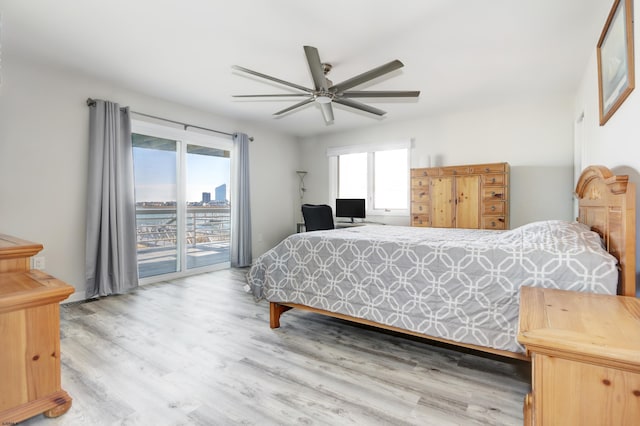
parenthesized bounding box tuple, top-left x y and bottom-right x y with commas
(315, 95, 332, 104)
(232, 45, 419, 123)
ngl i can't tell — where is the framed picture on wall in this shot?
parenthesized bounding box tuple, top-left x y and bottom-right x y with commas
(597, 0, 635, 126)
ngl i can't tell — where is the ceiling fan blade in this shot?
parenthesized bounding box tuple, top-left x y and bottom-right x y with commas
(233, 94, 311, 98)
(330, 60, 404, 93)
(232, 65, 313, 93)
(303, 46, 328, 91)
(333, 98, 386, 116)
(273, 98, 315, 116)
(320, 102, 334, 123)
(341, 90, 420, 98)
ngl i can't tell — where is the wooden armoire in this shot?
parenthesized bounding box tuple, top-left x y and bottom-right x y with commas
(411, 162, 509, 229)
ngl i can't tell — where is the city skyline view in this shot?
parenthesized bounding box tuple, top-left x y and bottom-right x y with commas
(132, 145, 230, 203)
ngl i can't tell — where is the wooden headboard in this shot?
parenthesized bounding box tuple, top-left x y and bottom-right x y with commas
(576, 165, 636, 296)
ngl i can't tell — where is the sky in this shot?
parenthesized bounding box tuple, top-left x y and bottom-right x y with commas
(132, 147, 230, 202)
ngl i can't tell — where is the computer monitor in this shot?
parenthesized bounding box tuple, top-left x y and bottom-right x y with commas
(335, 198, 366, 223)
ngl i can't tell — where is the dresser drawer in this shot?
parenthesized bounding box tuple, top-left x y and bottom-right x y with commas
(411, 189, 429, 202)
(411, 202, 429, 214)
(482, 201, 506, 215)
(482, 187, 507, 200)
(483, 216, 506, 229)
(412, 214, 430, 226)
(483, 174, 506, 185)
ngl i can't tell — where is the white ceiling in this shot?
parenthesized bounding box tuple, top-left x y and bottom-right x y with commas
(1, 0, 612, 138)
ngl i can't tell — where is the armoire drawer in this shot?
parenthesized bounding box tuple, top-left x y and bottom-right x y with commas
(412, 214, 430, 226)
(470, 163, 507, 174)
(483, 216, 506, 229)
(440, 166, 471, 175)
(411, 168, 439, 178)
(482, 187, 507, 200)
(411, 189, 429, 202)
(482, 201, 506, 215)
(483, 174, 506, 185)
(411, 202, 429, 214)
(411, 177, 430, 189)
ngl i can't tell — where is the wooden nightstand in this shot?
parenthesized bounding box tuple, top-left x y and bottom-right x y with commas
(0, 234, 74, 424)
(518, 286, 640, 426)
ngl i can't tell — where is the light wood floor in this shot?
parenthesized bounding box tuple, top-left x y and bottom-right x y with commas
(21, 268, 530, 425)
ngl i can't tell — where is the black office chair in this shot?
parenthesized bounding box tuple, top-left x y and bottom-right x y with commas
(301, 204, 335, 231)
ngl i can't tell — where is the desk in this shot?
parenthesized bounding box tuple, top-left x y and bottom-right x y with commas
(297, 222, 374, 232)
(518, 286, 640, 426)
(335, 222, 366, 228)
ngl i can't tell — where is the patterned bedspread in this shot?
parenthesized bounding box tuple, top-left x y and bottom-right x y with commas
(246, 221, 618, 353)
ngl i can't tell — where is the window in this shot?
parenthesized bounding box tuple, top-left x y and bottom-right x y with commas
(329, 142, 410, 215)
(132, 121, 232, 282)
(373, 149, 408, 210)
(338, 153, 367, 198)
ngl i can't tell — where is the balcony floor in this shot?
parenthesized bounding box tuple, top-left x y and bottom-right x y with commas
(138, 243, 230, 278)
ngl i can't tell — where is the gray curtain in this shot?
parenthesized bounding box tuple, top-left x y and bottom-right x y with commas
(85, 99, 139, 298)
(231, 132, 252, 267)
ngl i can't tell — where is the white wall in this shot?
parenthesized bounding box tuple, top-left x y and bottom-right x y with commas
(574, 3, 640, 290)
(574, 8, 640, 173)
(0, 56, 299, 302)
(300, 95, 576, 227)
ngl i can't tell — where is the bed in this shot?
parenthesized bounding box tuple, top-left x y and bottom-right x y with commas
(247, 166, 636, 360)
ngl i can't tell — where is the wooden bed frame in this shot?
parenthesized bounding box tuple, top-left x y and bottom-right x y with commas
(269, 165, 636, 361)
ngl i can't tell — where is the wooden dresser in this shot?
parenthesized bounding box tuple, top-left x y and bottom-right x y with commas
(0, 234, 74, 424)
(410, 162, 509, 229)
(518, 286, 640, 426)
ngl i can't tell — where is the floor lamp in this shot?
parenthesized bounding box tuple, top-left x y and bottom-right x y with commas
(296, 170, 307, 231)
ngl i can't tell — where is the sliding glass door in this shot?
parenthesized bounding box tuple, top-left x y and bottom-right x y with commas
(185, 144, 230, 270)
(132, 134, 179, 278)
(132, 122, 232, 281)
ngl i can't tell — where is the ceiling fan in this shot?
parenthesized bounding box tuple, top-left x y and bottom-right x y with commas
(232, 46, 420, 123)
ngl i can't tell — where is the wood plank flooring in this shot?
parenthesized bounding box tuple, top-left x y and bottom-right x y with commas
(20, 268, 530, 425)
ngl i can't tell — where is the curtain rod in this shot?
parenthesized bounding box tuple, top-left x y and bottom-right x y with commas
(86, 98, 254, 141)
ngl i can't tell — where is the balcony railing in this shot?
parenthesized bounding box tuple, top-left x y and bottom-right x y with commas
(136, 206, 230, 278)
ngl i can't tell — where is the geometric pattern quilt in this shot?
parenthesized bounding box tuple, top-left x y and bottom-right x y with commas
(247, 220, 618, 353)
